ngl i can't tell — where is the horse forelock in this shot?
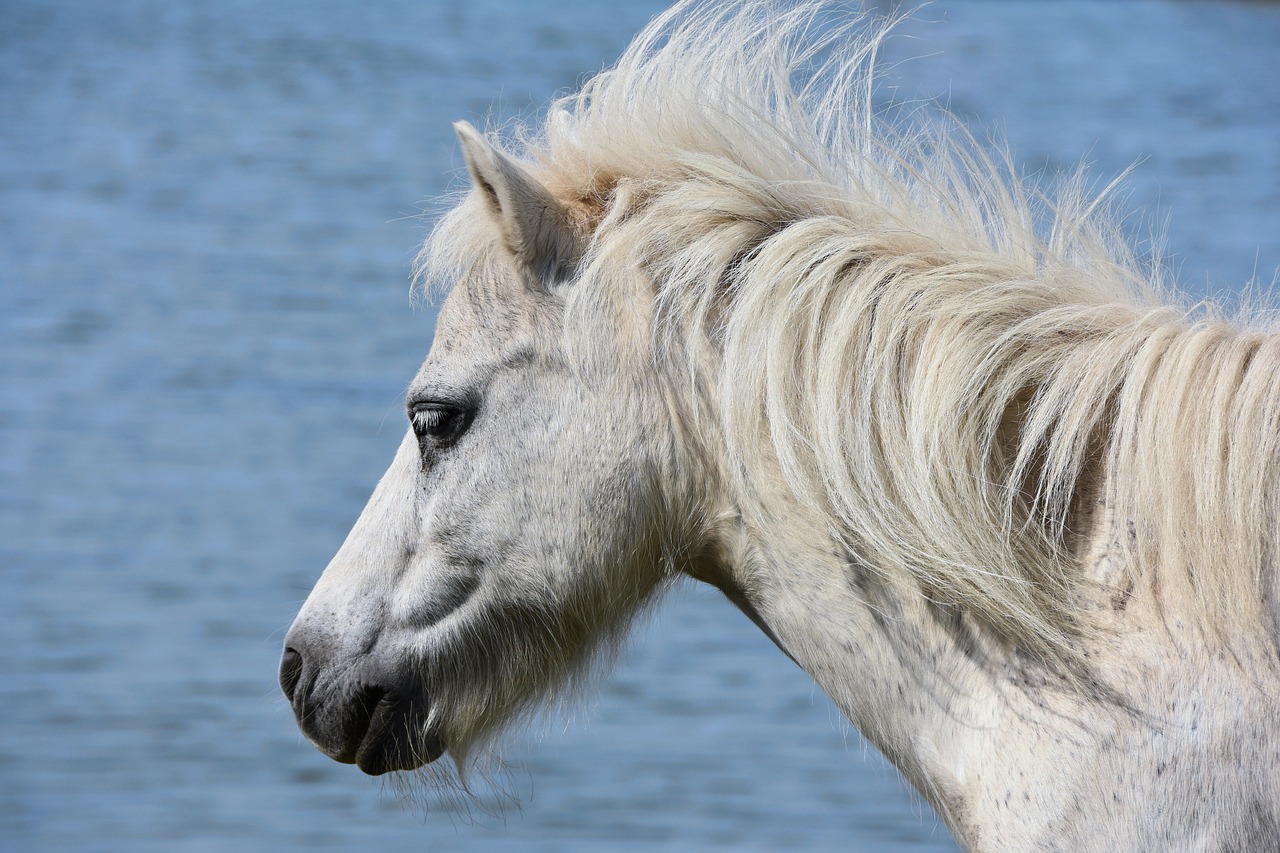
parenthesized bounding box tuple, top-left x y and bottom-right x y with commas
(417, 0, 1280, 676)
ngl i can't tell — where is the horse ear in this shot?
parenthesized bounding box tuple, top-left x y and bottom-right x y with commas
(453, 121, 579, 287)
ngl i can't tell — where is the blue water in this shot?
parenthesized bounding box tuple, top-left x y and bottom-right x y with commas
(2, 1, 1277, 850)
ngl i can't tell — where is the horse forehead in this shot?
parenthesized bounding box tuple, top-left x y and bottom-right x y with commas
(428, 269, 546, 362)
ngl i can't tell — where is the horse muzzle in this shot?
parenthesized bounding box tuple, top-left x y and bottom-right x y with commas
(278, 642, 444, 775)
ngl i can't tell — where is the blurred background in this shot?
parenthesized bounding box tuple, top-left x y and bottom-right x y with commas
(2, 1, 1278, 850)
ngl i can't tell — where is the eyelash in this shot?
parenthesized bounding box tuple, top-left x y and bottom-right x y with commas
(408, 401, 474, 450)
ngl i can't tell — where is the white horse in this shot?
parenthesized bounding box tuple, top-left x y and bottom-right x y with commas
(280, 2, 1280, 848)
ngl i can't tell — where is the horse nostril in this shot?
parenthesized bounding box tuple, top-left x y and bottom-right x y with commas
(279, 647, 304, 702)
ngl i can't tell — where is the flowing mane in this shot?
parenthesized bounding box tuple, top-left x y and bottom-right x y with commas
(420, 0, 1280, 674)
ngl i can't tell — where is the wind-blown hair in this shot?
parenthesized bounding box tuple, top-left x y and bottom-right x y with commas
(420, 0, 1280, 673)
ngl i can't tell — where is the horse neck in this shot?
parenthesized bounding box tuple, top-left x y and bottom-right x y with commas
(697, 427, 1280, 851)
(657, 260, 1280, 847)
(697, 492, 1057, 847)
(704, 489, 1001, 837)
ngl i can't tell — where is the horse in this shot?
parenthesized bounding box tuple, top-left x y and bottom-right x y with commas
(279, 1, 1280, 849)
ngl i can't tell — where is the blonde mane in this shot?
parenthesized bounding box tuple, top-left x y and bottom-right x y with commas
(420, 0, 1280, 674)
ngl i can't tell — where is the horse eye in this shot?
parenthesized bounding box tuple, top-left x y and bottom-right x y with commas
(409, 402, 473, 448)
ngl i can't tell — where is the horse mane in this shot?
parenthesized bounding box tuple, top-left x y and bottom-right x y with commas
(420, 0, 1280, 673)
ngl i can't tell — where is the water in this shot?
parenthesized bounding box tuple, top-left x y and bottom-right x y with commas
(1, 1, 1277, 849)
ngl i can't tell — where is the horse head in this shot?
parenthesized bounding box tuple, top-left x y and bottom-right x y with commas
(280, 123, 712, 776)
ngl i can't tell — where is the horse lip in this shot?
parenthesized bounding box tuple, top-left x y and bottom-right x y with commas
(282, 644, 445, 774)
(348, 688, 446, 776)
(322, 684, 388, 765)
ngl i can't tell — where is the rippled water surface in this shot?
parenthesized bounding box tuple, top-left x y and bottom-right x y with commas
(2, 1, 1278, 850)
